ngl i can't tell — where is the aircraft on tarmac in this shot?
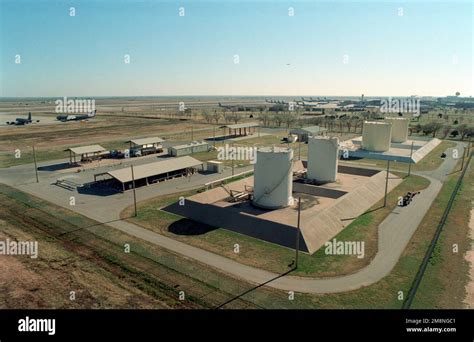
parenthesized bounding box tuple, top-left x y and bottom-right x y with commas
(56, 110, 96, 122)
(6, 112, 39, 125)
(218, 102, 265, 112)
(265, 98, 290, 105)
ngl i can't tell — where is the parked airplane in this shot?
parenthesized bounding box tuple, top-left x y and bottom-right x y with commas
(56, 110, 96, 122)
(265, 99, 290, 105)
(301, 97, 335, 104)
(6, 112, 38, 125)
(218, 102, 265, 111)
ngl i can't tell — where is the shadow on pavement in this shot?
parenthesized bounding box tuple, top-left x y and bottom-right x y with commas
(168, 218, 218, 236)
(38, 162, 76, 172)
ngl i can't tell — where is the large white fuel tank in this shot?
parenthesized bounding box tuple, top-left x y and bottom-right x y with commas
(253, 146, 293, 209)
(307, 136, 339, 183)
(385, 117, 408, 143)
(362, 121, 392, 152)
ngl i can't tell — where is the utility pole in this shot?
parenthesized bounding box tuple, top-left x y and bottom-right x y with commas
(298, 139, 301, 160)
(231, 143, 235, 176)
(383, 160, 390, 207)
(408, 141, 414, 176)
(32, 145, 39, 183)
(213, 125, 216, 148)
(131, 165, 137, 217)
(191, 126, 194, 141)
(295, 196, 301, 269)
(460, 146, 466, 171)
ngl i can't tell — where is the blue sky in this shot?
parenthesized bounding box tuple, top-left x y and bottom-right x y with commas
(0, 0, 472, 97)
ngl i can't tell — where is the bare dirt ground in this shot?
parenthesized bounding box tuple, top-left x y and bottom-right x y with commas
(0, 98, 223, 153)
(0, 115, 207, 152)
(0, 218, 167, 309)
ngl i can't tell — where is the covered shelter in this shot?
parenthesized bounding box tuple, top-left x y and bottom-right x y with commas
(221, 122, 259, 137)
(65, 145, 108, 164)
(96, 156, 203, 191)
(290, 126, 327, 142)
(126, 137, 164, 156)
(126, 137, 164, 150)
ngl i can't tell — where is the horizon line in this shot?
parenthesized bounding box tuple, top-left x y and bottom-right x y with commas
(1, 94, 472, 99)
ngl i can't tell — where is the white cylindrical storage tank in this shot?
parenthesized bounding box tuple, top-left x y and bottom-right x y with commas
(385, 117, 408, 143)
(362, 121, 392, 152)
(253, 147, 293, 209)
(307, 136, 339, 183)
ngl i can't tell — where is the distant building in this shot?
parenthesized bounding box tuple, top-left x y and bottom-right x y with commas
(169, 141, 210, 157)
(437, 96, 474, 108)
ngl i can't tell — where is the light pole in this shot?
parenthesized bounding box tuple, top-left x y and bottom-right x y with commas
(460, 146, 467, 171)
(295, 196, 302, 269)
(383, 160, 390, 207)
(32, 145, 39, 183)
(408, 141, 414, 176)
(298, 139, 301, 160)
(131, 165, 137, 217)
(231, 143, 235, 176)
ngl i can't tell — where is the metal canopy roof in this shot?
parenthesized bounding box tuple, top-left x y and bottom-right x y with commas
(127, 137, 164, 146)
(66, 145, 107, 155)
(221, 122, 259, 130)
(106, 156, 203, 183)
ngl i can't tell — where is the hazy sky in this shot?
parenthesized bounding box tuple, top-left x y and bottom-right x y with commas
(1, 0, 472, 97)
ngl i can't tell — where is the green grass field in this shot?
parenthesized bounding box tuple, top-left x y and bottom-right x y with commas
(410, 159, 473, 308)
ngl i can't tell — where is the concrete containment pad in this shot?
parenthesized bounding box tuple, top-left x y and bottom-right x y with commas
(341, 136, 441, 164)
(163, 165, 402, 254)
